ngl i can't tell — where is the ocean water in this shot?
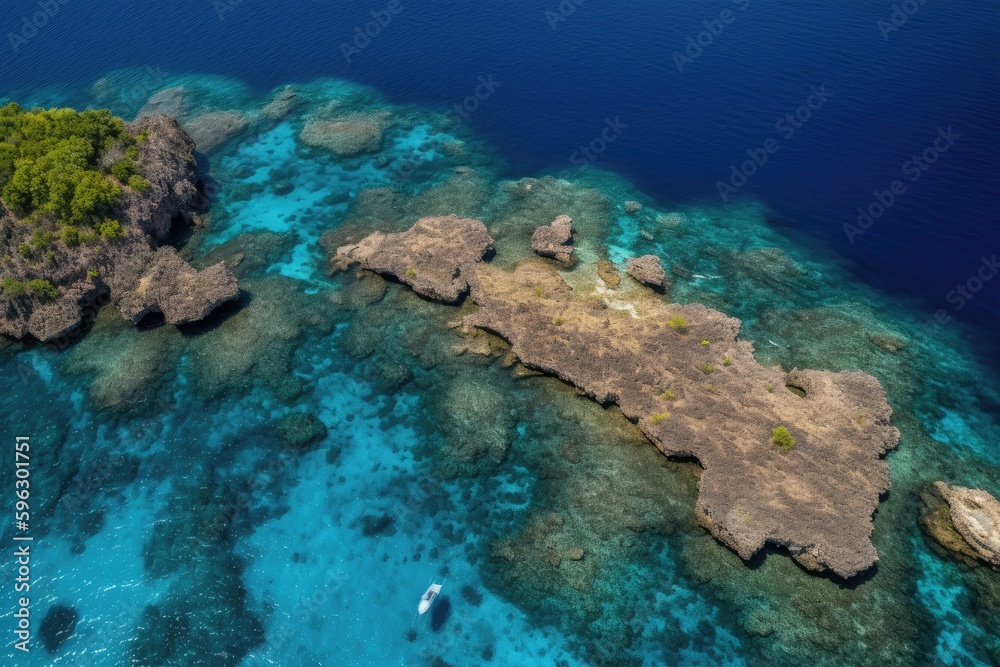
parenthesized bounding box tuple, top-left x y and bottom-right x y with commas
(0, 2, 998, 666)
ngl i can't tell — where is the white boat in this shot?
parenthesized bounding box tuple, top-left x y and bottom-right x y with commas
(417, 583, 443, 615)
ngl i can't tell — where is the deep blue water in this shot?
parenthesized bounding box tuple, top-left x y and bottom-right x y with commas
(1, 0, 998, 350)
(0, 2, 998, 666)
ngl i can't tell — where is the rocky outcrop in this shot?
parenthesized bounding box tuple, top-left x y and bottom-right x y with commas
(928, 482, 1000, 566)
(335, 218, 901, 579)
(118, 114, 199, 241)
(627, 255, 666, 288)
(0, 114, 239, 344)
(530, 214, 574, 264)
(333, 215, 493, 303)
(110, 247, 238, 325)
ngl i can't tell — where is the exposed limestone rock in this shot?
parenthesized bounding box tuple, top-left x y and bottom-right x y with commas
(530, 214, 574, 264)
(0, 114, 237, 344)
(335, 218, 902, 579)
(596, 260, 620, 289)
(627, 255, 666, 288)
(120, 114, 199, 241)
(110, 247, 238, 326)
(333, 215, 493, 303)
(182, 111, 250, 152)
(300, 113, 387, 156)
(932, 482, 1000, 566)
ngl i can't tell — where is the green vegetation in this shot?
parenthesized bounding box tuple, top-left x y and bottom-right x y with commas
(766, 384, 775, 392)
(722, 357, 732, 366)
(87, 267, 100, 280)
(26, 279, 56, 299)
(772, 426, 795, 449)
(701, 363, 714, 374)
(405, 268, 416, 278)
(650, 412, 670, 424)
(1, 277, 26, 295)
(0, 103, 141, 242)
(705, 383, 718, 393)
(660, 390, 677, 400)
(1, 277, 56, 299)
(553, 317, 564, 326)
(700, 340, 710, 347)
(667, 315, 687, 331)
(533, 286, 543, 297)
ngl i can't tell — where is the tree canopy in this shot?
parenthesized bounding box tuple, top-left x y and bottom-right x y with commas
(0, 103, 138, 237)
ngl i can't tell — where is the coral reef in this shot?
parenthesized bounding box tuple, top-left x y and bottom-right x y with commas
(927, 482, 1000, 567)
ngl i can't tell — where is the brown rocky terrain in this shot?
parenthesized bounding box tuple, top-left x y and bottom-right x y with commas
(0, 114, 239, 344)
(334, 215, 902, 579)
(627, 254, 666, 288)
(530, 214, 575, 264)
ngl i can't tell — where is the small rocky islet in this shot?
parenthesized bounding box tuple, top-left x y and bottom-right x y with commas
(337, 213, 903, 578)
(0, 104, 238, 345)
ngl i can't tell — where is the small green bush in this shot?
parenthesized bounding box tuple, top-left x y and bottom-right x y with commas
(668, 315, 687, 331)
(87, 267, 100, 280)
(723, 357, 732, 366)
(405, 268, 416, 278)
(553, 317, 564, 326)
(1, 277, 26, 296)
(660, 390, 677, 400)
(701, 340, 710, 347)
(705, 384, 718, 393)
(127, 175, 150, 191)
(533, 286, 543, 297)
(701, 363, 714, 374)
(110, 158, 139, 182)
(772, 426, 795, 449)
(26, 279, 57, 299)
(650, 412, 670, 424)
(60, 226, 80, 246)
(98, 218, 125, 239)
(766, 384, 775, 393)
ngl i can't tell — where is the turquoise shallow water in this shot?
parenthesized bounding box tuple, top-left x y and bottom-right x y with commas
(0, 70, 997, 666)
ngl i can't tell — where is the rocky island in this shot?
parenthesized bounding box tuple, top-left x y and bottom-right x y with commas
(335, 215, 901, 579)
(0, 104, 238, 344)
